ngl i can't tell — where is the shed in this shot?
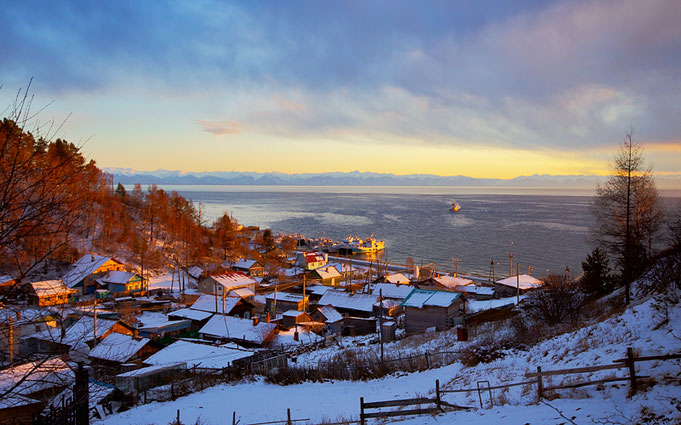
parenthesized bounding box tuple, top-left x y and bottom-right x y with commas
(317, 289, 378, 318)
(189, 294, 255, 318)
(197, 273, 257, 297)
(494, 274, 543, 297)
(265, 292, 308, 314)
(281, 310, 312, 328)
(199, 315, 277, 347)
(144, 340, 254, 370)
(310, 305, 344, 335)
(401, 288, 466, 334)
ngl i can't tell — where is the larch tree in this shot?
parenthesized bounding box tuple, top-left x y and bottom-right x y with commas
(592, 129, 663, 305)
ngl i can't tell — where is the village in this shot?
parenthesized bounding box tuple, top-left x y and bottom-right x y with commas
(0, 227, 545, 424)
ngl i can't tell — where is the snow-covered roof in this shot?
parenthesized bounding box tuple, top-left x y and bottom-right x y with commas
(228, 287, 255, 298)
(97, 270, 139, 285)
(29, 280, 77, 297)
(283, 267, 305, 277)
(0, 274, 14, 284)
(315, 305, 343, 323)
(432, 275, 473, 289)
(144, 340, 253, 369)
(191, 294, 243, 314)
(199, 315, 277, 344)
(496, 274, 544, 290)
(233, 259, 262, 269)
(116, 363, 185, 378)
(282, 310, 306, 317)
(297, 252, 326, 264)
(168, 308, 213, 322)
(89, 333, 151, 363)
(307, 285, 332, 295)
(0, 393, 42, 410)
(385, 273, 410, 284)
(326, 262, 354, 274)
(315, 266, 342, 280)
(188, 266, 204, 279)
(32, 315, 119, 346)
(372, 283, 414, 299)
(318, 290, 379, 313)
(454, 285, 495, 296)
(265, 292, 305, 303)
(0, 307, 56, 326)
(402, 288, 462, 308)
(209, 273, 257, 289)
(0, 358, 74, 396)
(135, 311, 177, 329)
(63, 254, 122, 287)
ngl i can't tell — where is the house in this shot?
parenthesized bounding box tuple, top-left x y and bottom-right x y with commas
(305, 284, 332, 302)
(197, 273, 257, 298)
(265, 292, 308, 314)
(317, 289, 379, 318)
(88, 333, 157, 372)
(494, 274, 544, 297)
(371, 283, 414, 301)
(342, 317, 377, 336)
(281, 310, 312, 328)
(0, 307, 59, 363)
(401, 288, 466, 334)
(62, 254, 125, 295)
(188, 294, 255, 318)
(26, 280, 77, 307)
(29, 316, 138, 354)
(134, 312, 192, 339)
(374, 273, 410, 285)
(187, 266, 204, 280)
(420, 275, 473, 290)
(143, 340, 254, 370)
(115, 363, 187, 395)
(310, 305, 344, 335)
(0, 393, 45, 425)
(0, 357, 75, 407)
(166, 308, 213, 330)
(232, 259, 265, 278)
(96, 271, 145, 296)
(312, 265, 342, 286)
(294, 252, 328, 270)
(199, 315, 277, 347)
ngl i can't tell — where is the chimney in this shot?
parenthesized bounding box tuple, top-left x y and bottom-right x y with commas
(252, 317, 259, 326)
(91, 255, 95, 262)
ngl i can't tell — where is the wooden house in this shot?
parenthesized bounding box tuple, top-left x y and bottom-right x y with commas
(97, 271, 145, 296)
(88, 333, 158, 374)
(62, 254, 125, 295)
(265, 292, 308, 314)
(310, 305, 344, 335)
(232, 259, 265, 277)
(27, 280, 77, 306)
(294, 252, 328, 270)
(401, 288, 466, 334)
(494, 274, 543, 298)
(281, 310, 313, 328)
(199, 315, 277, 347)
(317, 289, 378, 318)
(0, 308, 59, 362)
(198, 273, 256, 298)
(312, 265, 342, 286)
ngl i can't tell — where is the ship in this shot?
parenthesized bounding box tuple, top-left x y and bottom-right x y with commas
(450, 202, 461, 212)
(338, 235, 385, 254)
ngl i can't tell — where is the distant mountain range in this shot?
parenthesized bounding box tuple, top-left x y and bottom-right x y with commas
(107, 168, 603, 187)
(106, 168, 681, 189)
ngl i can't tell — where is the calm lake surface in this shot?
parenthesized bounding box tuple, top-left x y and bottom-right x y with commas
(162, 185, 601, 278)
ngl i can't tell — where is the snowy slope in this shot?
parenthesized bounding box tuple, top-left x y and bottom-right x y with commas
(98, 292, 681, 424)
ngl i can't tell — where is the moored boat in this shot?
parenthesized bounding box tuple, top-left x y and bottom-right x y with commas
(450, 202, 461, 212)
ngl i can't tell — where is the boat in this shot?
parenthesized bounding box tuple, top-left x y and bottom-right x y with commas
(450, 202, 461, 212)
(338, 235, 385, 255)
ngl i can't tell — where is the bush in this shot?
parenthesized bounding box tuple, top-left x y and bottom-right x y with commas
(525, 274, 585, 326)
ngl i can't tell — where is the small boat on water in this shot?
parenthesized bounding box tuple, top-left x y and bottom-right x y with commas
(450, 202, 461, 212)
(338, 235, 385, 254)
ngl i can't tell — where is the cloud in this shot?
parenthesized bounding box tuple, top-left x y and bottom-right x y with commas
(196, 120, 241, 136)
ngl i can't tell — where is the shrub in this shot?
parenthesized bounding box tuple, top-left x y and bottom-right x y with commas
(525, 274, 585, 326)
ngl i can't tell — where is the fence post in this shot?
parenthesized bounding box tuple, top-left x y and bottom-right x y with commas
(360, 397, 365, 425)
(287, 408, 292, 425)
(435, 379, 442, 411)
(627, 347, 638, 396)
(426, 352, 430, 369)
(232, 411, 236, 425)
(176, 409, 180, 425)
(536, 366, 543, 401)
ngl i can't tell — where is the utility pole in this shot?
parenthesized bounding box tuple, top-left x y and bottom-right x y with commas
(303, 275, 307, 311)
(516, 263, 520, 305)
(508, 241, 514, 277)
(379, 289, 384, 364)
(528, 265, 532, 276)
(452, 258, 461, 276)
(489, 259, 496, 283)
(8, 315, 13, 366)
(93, 298, 98, 347)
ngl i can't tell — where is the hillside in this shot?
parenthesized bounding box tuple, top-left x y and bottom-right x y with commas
(98, 272, 681, 425)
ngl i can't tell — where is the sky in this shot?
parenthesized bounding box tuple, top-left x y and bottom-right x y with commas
(1, 0, 680, 179)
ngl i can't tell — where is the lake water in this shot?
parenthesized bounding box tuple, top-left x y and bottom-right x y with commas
(162, 185, 599, 278)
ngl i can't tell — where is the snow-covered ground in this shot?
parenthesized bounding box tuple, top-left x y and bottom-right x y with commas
(98, 290, 681, 425)
(147, 272, 199, 295)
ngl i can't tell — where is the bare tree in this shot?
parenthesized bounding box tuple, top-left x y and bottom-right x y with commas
(593, 129, 663, 305)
